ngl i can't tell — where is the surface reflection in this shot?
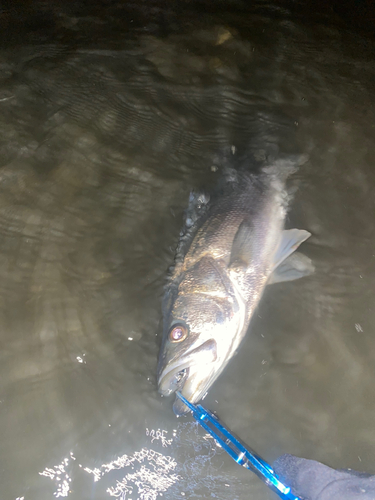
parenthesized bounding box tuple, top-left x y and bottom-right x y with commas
(39, 429, 180, 499)
(37, 424, 231, 500)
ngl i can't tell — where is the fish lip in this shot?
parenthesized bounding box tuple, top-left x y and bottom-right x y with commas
(158, 366, 190, 397)
(172, 375, 213, 416)
(158, 339, 217, 397)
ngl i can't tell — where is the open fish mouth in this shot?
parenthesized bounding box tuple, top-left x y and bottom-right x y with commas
(173, 368, 189, 387)
(159, 363, 214, 416)
(157, 339, 217, 404)
(158, 366, 190, 397)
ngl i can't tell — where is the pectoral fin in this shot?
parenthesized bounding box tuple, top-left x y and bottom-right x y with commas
(229, 218, 253, 268)
(272, 229, 311, 271)
(230, 224, 314, 283)
(268, 252, 314, 284)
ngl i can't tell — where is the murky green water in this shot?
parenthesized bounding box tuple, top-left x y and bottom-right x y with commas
(1, 2, 375, 499)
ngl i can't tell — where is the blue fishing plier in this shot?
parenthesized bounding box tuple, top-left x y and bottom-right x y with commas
(176, 392, 301, 500)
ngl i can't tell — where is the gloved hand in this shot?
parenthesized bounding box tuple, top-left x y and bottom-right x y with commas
(273, 454, 375, 500)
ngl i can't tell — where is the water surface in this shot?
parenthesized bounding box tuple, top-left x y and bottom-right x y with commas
(1, 2, 375, 499)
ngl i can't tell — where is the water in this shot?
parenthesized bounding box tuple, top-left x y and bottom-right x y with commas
(1, 1, 375, 499)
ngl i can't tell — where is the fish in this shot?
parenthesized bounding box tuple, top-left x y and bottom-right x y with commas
(157, 157, 314, 415)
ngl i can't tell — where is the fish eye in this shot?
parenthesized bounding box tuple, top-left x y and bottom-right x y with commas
(169, 324, 188, 343)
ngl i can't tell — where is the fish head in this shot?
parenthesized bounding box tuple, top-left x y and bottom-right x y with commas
(157, 268, 242, 415)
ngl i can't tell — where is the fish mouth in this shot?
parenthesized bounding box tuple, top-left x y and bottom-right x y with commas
(158, 365, 190, 397)
(158, 339, 217, 415)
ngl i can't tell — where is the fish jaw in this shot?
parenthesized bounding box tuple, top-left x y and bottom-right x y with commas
(172, 364, 216, 415)
(158, 338, 218, 412)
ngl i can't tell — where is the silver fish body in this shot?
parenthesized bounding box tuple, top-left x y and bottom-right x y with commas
(157, 161, 313, 415)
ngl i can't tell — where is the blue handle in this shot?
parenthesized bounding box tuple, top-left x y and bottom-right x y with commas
(176, 392, 301, 500)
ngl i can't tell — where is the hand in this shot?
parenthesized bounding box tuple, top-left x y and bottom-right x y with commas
(272, 454, 375, 500)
